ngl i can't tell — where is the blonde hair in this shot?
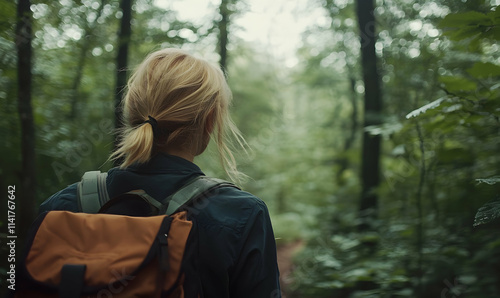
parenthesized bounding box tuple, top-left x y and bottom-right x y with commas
(111, 48, 246, 183)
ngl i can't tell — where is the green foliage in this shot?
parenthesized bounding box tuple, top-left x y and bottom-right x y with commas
(474, 196, 500, 227)
(289, 1, 500, 297)
(440, 8, 500, 43)
(272, 212, 309, 244)
(467, 61, 500, 78)
(3, 0, 500, 297)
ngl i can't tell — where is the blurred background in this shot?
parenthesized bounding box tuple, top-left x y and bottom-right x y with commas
(1, 0, 500, 297)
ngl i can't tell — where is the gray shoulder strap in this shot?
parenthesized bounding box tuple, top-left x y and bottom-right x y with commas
(165, 176, 237, 216)
(77, 171, 110, 213)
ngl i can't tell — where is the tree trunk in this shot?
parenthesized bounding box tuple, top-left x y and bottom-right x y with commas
(70, 0, 107, 119)
(218, 0, 230, 73)
(114, 0, 132, 161)
(16, 0, 36, 236)
(336, 77, 359, 185)
(356, 0, 382, 231)
(415, 122, 426, 294)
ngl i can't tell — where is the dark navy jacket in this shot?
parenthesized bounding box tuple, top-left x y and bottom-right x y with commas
(40, 154, 281, 298)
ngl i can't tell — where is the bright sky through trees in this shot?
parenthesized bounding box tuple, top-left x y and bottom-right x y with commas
(154, 0, 328, 67)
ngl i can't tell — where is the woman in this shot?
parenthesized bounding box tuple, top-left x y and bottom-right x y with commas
(40, 48, 281, 297)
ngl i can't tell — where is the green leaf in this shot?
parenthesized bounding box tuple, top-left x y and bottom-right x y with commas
(457, 275, 478, 285)
(316, 280, 345, 289)
(436, 147, 474, 166)
(439, 11, 497, 41)
(406, 97, 446, 119)
(395, 288, 414, 296)
(439, 76, 477, 92)
(439, 11, 491, 28)
(487, 7, 500, 23)
(345, 268, 372, 281)
(467, 62, 500, 78)
(476, 176, 500, 185)
(481, 26, 500, 41)
(364, 122, 403, 136)
(315, 254, 342, 269)
(474, 196, 500, 227)
(442, 103, 463, 113)
(449, 27, 483, 41)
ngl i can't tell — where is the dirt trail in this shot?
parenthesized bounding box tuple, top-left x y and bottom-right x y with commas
(276, 240, 304, 297)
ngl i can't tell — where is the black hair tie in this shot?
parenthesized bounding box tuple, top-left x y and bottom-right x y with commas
(143, 115, 158, 138)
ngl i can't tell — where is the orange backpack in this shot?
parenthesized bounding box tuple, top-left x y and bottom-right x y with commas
(15, 171, 236, 298)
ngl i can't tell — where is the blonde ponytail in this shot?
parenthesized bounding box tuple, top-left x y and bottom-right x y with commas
(109, 48, 247, 183)
(111, 121, 155, 167)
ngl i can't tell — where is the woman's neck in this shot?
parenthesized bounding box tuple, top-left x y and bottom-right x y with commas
(165, 148, 195, 162)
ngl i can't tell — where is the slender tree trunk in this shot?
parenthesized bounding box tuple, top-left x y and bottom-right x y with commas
(16, 0, 36, 235)
(114, 0, 132, 160)
(356, 0, 382, 230)
(336, 77, 359, 185)
(218, 0, 230, 73)
(70, 0, 106, 119)
(415, 123, 426, 295)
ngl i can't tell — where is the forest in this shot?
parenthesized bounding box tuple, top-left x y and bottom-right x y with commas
(1, 0, 500, 297)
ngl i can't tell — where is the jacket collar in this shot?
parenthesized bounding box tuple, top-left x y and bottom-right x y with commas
(126, 153, 204, 175)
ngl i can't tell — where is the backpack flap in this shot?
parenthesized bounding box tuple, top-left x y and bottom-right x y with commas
(21, 210, 193, 296)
